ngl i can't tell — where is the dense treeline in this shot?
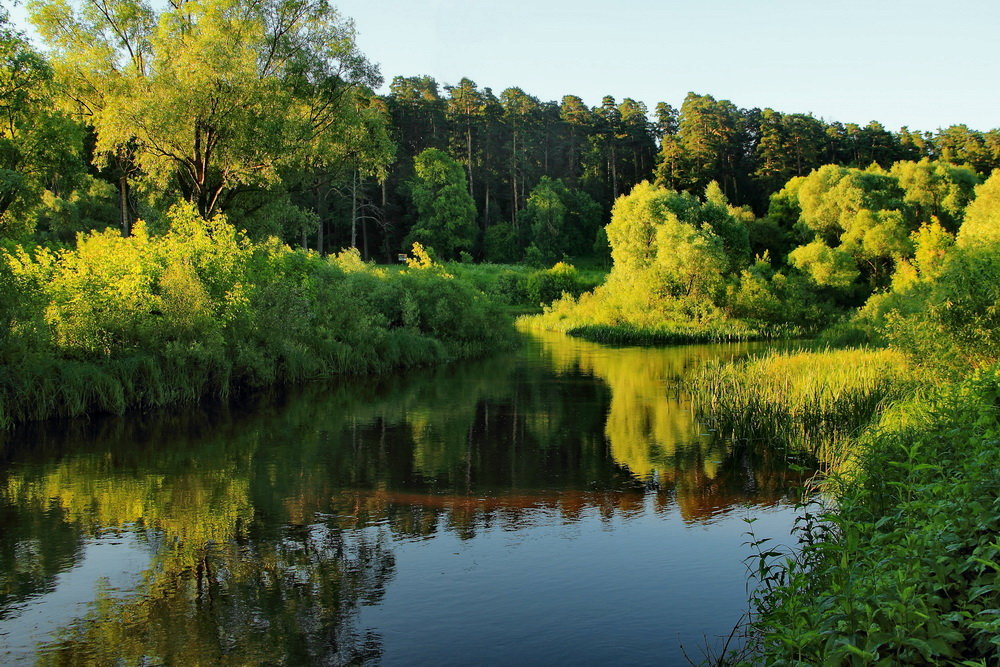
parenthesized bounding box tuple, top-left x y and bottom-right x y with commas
(4, 1, 1000, 265)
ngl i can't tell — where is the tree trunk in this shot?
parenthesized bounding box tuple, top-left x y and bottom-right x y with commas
(466, 123, 474, 199)
(350, 169, 358, 249)
(316, 181, 327, 255)
(118, 176, 131, 237)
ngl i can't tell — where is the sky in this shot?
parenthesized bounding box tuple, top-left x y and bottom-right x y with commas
(7, 0, 998, 131)
(327, 0, 999, 132)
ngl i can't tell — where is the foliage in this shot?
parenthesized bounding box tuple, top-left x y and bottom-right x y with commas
(404, 148, 477, 259)
(0, 10, 84, 236)
(442, 261, 605, 310)
(530, 180, 831, 342)
(29, 0, 389, 225)
(0, 205, 516, 427)
(957, 169, 1000, 247)
(749, 371, 1000, 664)
(518, 177, 602, 262)
(523, 262, 589, 305)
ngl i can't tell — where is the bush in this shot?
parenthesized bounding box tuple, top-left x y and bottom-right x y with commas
(750, 369, 1000, 664)
(0, 204, 517, 427)
(524, 262, 586, 305)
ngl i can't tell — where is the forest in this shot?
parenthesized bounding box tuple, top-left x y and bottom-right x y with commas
(2, 0, 1000, 664)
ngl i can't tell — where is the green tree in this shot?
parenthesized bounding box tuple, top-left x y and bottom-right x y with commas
(890, 158, 979, 231)
(405, 148, 476, 259)
(788, 239, 859, 290)
(0, 10, 84, 236)
(30, 0, 383, 220)
(519, 177, 601, 262)
(957, 170, 1000, 247)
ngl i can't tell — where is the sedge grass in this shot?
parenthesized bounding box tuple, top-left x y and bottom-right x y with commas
(688, 347, 916, 464)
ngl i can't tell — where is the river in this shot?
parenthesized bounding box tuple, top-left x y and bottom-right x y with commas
(0, 330, 810, 664)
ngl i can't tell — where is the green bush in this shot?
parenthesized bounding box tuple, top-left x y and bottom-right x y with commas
(0, 203, 517, 427)
(524, 262, 584, 304)
(750, 369, 1000, 664)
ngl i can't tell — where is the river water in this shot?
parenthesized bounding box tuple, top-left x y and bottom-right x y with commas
(0, 331, 809, 665)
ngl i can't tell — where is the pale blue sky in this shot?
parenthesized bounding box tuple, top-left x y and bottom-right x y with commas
(9, 0, 998, 131)
(332, 0, 998, 132)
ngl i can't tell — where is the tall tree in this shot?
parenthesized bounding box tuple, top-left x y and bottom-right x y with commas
(0, 9, 84, 236)
(30, 0, 384, 220)
(445, 77, 486, 203)
(405, 148, 476, 259)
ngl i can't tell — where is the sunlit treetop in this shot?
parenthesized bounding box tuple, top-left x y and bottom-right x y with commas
(27, 0, 388, 218)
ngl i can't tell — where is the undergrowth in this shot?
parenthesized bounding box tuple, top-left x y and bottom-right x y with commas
(743, 369, 1000, 665)
(0, 206, 517, 427)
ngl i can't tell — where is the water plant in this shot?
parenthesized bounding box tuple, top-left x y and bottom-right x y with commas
(687, 347, 915, 462)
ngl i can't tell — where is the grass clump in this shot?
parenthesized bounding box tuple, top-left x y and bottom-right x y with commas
(748, 370, 1000, 664)
(688, 347, 915, 458)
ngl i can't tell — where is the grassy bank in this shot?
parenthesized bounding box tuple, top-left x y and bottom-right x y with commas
(687, 347, 915, 460)
(523, 305, 802, 346)
(747, 370, 1000, 664)
(687, 345, 999, 664)
(0, 206, 517, 428)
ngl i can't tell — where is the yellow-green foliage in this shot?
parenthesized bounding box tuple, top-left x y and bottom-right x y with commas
(0, 203, 516, 427)
(444, 261, 605, 310)
(528, 181, 827, 344)
(957, 169, 1000, 246)
(690, 347, 914, 459)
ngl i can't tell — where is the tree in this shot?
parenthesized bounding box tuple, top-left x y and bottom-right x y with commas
(957, 170, 1000, 247)
(890, 158, 979, 231)
(445, 77, 486, 202)
(521, 177, 566, 262)
(655, 92, 747, 201)
(30, 0, 383, 220)
(405, 148, 476, 259)
(0, 10, 84, 236)
(788, 239, 859, 290)
(520, 177, 601, 262)
(559, 94, 594, 187)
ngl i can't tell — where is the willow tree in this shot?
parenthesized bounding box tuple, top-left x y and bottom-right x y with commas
(29, 0, 384, 224)
(0, 9, 84, 236)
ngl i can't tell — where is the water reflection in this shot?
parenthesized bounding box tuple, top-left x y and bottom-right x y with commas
(0, 331, 810, 664)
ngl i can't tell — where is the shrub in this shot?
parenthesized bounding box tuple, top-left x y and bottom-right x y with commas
(0, 206, 517, 427)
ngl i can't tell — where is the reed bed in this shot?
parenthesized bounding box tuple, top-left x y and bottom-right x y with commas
(563, 322, 802, 346)
(688, 347, 915, 463)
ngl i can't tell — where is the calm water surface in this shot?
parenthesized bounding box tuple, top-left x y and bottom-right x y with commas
(0, 331, 811, 664)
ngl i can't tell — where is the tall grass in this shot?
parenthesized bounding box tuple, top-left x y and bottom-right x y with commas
(747, 369, 1000, 664)
(687, 347, 915, 462)
(561, 322, 802, 346)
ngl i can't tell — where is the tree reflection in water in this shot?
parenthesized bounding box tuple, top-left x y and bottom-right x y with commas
(0, 331, 810, 662)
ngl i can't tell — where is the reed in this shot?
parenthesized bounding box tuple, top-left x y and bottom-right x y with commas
(687, 347, 915, 463)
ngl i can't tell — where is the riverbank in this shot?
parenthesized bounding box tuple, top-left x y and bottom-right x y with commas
(748, 368, 1000, 664)
(686, 347, 1000, 664)
(0, 206, 517, 428)
(520, 312, 801, 346)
